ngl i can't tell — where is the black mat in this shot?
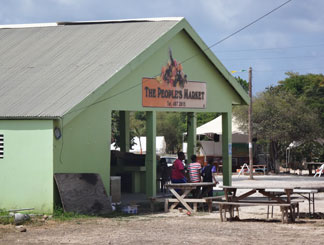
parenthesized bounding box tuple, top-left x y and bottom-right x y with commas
(54, 173, 112, 215)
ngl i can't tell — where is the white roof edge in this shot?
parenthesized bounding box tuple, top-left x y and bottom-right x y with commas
(0, 22, 58, 29)
(58, 17, 184, 25)
(0, 17, 183, 29)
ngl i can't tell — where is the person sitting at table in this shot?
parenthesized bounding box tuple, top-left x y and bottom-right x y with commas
(188, 155, 202, 183)
(159, 158, 171, 193)
(187, 154, 202, 197)
(201, 158, 218, 196)
(171, 151, 187, 184)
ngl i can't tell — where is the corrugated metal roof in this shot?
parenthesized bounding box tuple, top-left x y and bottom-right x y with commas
(0, 18, 181, 118)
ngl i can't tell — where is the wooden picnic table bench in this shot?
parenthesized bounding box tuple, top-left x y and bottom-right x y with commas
(217, 185, 304, 223)
(163, 182, 216, 213)
(266, 188, 318, 215)
(209, 199, 301, 223)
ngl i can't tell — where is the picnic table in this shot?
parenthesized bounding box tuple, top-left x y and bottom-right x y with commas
(164, 182, 216, 213)
(217, 185, 302, 223)
(266, 188, 318, 215)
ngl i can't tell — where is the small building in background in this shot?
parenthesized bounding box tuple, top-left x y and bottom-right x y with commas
(183, 115, 249, 171)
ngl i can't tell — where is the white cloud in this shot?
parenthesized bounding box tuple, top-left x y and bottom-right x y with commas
(0, 0, 323, 93)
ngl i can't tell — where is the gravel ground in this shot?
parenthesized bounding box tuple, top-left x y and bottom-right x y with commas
(1, 174, 324, 245)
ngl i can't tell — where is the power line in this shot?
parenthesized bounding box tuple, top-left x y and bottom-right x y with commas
(254, 66, 324, 73)
(221, 54, 324, 61)
(180, 0, 293, 65)
(215, 43, 324, 53)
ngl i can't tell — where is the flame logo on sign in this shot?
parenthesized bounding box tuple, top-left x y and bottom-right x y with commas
(157, 49, 188, 88)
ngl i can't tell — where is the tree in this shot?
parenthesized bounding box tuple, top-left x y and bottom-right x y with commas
(236, 76, 249, 93)
(157, 112, 186, 153)
(111, 111, 137, 150)
(196, 112, 220, 127)
(234, 88, 322, 171)
(278, 72, 324, 128)
(111, 111, 121, 149)
(130, 112, 146, 153)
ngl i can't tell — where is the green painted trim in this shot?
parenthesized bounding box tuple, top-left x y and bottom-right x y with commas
(187, 112, 197, 161)
(145, 111, 156, 197)
(132, 172, 141, 193)
(222, 112, 232, 186)
(178, 19, 250, 105)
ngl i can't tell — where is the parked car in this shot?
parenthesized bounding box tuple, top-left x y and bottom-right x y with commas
(160, 156, 177, 167)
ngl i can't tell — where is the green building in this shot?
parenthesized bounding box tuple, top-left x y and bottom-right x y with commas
(0, 18, 249, 213)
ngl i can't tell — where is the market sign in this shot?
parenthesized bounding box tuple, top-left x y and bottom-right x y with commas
(142, 50, 206, 109)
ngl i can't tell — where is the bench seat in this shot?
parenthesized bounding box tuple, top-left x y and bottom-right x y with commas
(208, 199, 301, 223)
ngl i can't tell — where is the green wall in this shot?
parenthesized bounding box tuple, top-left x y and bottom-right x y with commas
(53, 102, 111, 195)
(102, 30, 238, 113)
(0, 120, 53, 213)
(59, 28, 242, 196)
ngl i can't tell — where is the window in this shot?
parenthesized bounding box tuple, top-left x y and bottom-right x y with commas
(0, 134, 3, 159)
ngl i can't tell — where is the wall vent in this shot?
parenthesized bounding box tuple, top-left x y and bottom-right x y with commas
(0, 134, 4, 159)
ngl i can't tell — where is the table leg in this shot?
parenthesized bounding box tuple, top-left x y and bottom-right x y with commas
(219, 204, 224, 222)
(308, 193, 311, 215)
(164, 199, 169, 212)
(312, 193, 315, 214)
(169, 189, 191, 210)
(169, 188, 193, 213)
(207, 200, 212, 213)
(281, 207, 288, 223)
(229, 205, 234, 219)
(289, 205, 295, 222)
(193, 203, 197, 212)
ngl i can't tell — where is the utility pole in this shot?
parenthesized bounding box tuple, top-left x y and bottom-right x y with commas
(248, 67, 254, 180)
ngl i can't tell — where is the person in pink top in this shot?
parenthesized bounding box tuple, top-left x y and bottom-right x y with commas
(171, 152, 187, 183)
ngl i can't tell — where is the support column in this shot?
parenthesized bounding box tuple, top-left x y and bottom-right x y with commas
(145, 111, 156, 197)
(119, 111, 130, 152)
(222, 112, 232, 186)
(187, 112, 197, 162)
(106, 110, 112, 195)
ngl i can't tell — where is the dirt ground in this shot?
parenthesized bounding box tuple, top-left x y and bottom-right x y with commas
(1, 174, 324, 245)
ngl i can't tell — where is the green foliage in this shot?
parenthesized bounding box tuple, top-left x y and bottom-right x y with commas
(52, 206, 135, 221)
(253, 89, 321, 143)
(111, 111, 120, 149)
(235, 76, 249, 93)
(0, 209, 13, 225)
(196, 112, 220, 127)
(53, 206, 93, 221)
(157, 112, 186, 153)
(279, 72, 324, 127)
(111, 111, 136, 150)
(233, 78, 324, 170)
(130, 112, 146, 152)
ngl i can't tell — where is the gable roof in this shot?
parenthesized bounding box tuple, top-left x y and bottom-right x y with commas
(0, 17, 249, 119)
(0, 18, 181, 119)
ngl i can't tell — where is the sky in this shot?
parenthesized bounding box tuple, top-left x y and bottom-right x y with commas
(1, 0, 323, 94)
